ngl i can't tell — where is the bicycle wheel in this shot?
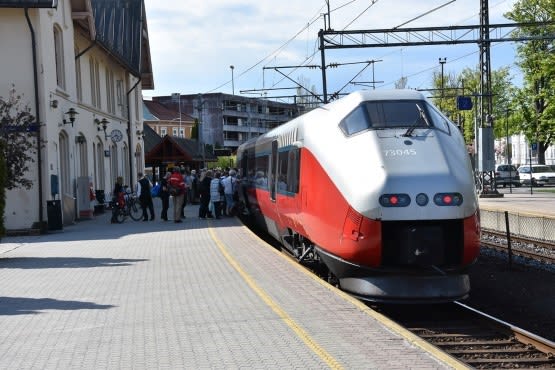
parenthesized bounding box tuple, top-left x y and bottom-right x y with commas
(129, 199, 143, 221)
(115, 208, 125, 223)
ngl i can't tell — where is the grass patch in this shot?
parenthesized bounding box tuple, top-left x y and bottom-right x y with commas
(535, 188, 555, 193)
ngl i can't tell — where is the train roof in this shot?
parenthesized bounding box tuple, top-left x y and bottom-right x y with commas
(238, 89, 430, 151)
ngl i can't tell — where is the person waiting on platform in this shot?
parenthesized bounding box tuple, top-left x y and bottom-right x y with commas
(169, 167, 186, 223)
(198, 169, 213, 219)
(137, 172, 155, 221)
(110, 176, 124, 224)
(159, 171, 171, 221)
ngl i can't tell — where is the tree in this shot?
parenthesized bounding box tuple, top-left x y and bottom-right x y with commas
(505, 0, 555, 164)
(429, 67, 516, 145)
(0, 85, 39, 190)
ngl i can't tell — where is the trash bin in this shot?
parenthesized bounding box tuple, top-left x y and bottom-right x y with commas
(47, 200, 63, 230)
(95, 190, 105, 204)
(94, 190, 106, 214)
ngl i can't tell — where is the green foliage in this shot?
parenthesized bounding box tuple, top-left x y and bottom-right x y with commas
(0, 85, 38, 190)
(505, 0, 555, 164)
(429, 66, 516, 144)
(207, 155, 236, 170)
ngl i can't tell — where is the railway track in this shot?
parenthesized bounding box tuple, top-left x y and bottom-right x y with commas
(481, 229, 555, 265)
(245, 219, 555, 367)
(374, 301, 555, 369)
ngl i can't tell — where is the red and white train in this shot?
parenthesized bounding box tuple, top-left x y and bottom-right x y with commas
(236, 90, 480, 303)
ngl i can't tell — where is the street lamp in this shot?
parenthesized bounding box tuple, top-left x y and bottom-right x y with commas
(506, 108, 512, 193)
(230, 65, 235, 95)
(439, 57, 447, 110)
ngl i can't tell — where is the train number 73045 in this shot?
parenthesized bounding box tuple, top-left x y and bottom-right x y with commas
(384, 149, 417, 156)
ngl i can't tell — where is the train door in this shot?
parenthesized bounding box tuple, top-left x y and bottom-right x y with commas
(270, 140, 278, 201)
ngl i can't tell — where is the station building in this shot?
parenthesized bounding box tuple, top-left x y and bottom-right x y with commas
(0, 0, 154, 231)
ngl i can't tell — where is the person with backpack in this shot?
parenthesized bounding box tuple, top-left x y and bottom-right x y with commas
(137, 172, 155, 221)
(209, 170, 224, 219)
(198, 169, 213, 219)
(159, 171, 171, 221)
(221, 169, 238, 216)
(169, 167, 186, 223)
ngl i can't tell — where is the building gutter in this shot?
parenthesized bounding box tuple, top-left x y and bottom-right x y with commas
(25, 8, 45, 229)
(127, 77, 141, 186)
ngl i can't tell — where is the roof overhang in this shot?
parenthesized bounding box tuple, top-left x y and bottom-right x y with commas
(140, 1, 154, 90)
(0, 0, 57, 7)
(70, 0, 95, 40)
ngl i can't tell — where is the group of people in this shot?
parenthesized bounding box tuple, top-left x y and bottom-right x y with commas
(110, 167, 239, 224)
(197, 168, 238, 219)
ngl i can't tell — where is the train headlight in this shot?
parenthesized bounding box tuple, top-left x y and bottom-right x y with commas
(379, 193, 411, 207)
(433, 192, 463, 206)
(415, 193, 429, 206)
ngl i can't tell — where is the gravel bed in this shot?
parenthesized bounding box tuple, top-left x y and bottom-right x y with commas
(463, 248, 555, 342)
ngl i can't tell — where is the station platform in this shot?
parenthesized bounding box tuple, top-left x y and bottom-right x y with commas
(0, 202, 463, 369)
(478, 189, 555, 218)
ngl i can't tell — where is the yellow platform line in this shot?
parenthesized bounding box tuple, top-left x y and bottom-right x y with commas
(207, 226, 344, 370)
(238, 224, 469, 369)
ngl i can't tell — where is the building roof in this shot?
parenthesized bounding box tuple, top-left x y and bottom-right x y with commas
(145, 135, 216, 166)
(143, 100, 193, 122)
(91, 0, 153, 88)
(143, 122, 162, 154)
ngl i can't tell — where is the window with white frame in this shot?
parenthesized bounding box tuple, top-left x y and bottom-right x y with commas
(160, 127, 167, 137)
(89, 57, 101, 108)
(172, 128, 178, 136)
(106, 69, 115, 114)
(54, 25, 65, 89)
(116, 79, 124, 116)
(95, 59, 101, 109)
(89, 57, 96, 107)
(75, 46, 82, 101)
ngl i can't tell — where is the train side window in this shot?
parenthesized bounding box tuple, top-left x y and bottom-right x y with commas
(255, 154, 269, 190)
(339, 105, 371, 136)
(287, 148, 300, 193)
(278, 150, 289, 194)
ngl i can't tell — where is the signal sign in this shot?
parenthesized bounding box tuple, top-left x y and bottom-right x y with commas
(456, 96, 473, 110)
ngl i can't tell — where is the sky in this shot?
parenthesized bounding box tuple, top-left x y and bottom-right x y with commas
(142, 0, 521, 102)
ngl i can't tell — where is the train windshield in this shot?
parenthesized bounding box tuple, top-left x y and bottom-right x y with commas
(340, 100, 450, 136)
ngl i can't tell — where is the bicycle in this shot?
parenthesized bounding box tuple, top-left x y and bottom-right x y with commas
(112, 191, 143, 223)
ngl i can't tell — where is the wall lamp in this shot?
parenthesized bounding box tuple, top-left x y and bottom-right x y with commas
(96, 118, 110, 139)
(63, 107, 78, 127)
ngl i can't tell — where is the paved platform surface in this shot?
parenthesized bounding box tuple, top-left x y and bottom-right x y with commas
(0, 201, 462, 369)
(478, 188, 555, 218)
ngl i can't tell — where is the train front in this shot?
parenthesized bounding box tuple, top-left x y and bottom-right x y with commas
(315, 92, 480, 303)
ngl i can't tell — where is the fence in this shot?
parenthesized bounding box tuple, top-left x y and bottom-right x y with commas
(480, 209, 555, 242)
